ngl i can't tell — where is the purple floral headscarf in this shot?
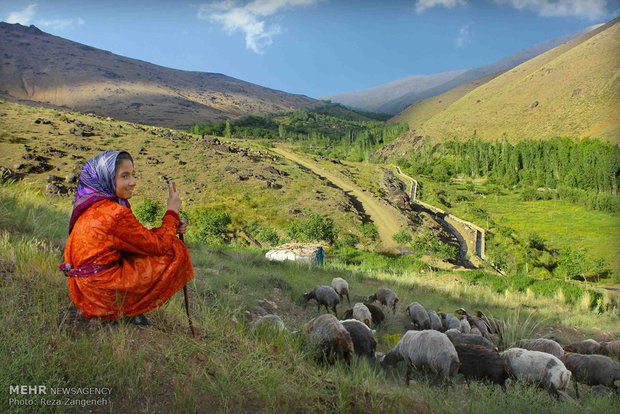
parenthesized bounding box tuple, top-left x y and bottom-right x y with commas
(68, 150, 131, 234)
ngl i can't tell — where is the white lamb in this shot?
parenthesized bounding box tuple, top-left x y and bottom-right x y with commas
(501, 348, 571, 395)
(381, 330, 460, 384)
(352, 302, 372, 327)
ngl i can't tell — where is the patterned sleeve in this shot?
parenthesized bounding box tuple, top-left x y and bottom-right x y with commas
(112, 207, 180, 256)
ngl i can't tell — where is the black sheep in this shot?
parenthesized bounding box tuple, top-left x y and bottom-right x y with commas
(454, 343, 508, 386)
(445, 329, 496, 350)
(341, 319, 377, 358)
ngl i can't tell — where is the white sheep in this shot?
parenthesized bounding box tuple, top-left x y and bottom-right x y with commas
(331, 277, 350, 304)
(381, 330, 460, 384)
(352, 302, 372, 327)
(519, 339, 564, 359)
(406, 302, 431, 330)
(501, 348, 572, 395)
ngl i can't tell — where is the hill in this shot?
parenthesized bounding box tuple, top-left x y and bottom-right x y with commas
(387, 17, 620, 146)
(321, 24, 600, 114)
(0, 22, 318, 129)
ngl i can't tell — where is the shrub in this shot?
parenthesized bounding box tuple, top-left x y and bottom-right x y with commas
(188, 207, 231, 245)
(520, 187, 539, 201)
(287, 213, 337, 243)
(336, 233, 359, 248)
(392, 229, 412, 245)
(256, 227, 280, 247)
(133, 198, 164, 227)
(358, 222, 378, 240)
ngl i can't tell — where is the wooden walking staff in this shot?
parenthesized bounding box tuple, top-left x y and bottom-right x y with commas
(170, 180, 197, 338)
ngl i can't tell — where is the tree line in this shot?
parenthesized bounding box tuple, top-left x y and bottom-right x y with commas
(189, 105, 409, 162)
(397, 136, 620, 212)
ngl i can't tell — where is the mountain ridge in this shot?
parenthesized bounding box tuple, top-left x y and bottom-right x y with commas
(323, 23, 603, 115)
(0, 22, 318, 129)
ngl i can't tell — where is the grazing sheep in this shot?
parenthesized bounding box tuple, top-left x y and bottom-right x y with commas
(563, 339, 602, 355)
(519, 339, 564, 359)
(475, 310, 504, 335)
(406, 302, 431, 330)
(453, 343, 508, 386)
(368, 288, 399, 314)
(600, 340, 620, 359)
(303, 314, 354, 364)
(501, 348, 572, 395)
(381, 330, 460, 384)
(428, 310, 443, 331)
(470, 327, 482, 336)
(365, 303, 385, 325)
(251, 314, 286, 333)
(304, 285, 340, 315)
(341, 319, 377, 358)
(460, 317, 471, 334)
(445, 329, 496, 350)
(440, 312, 462, 331)
(352, 303, 372, 327)
(560, 353, 620, 391)
(331, 277, 350, 304)
(456, 308, 490, 339)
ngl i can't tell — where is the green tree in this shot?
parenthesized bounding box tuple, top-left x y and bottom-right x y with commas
(224, 119, 232, 138)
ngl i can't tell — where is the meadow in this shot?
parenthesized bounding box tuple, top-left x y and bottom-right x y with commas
(1, 181, 619, 413)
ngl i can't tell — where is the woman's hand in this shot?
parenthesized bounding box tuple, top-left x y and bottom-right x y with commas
(177, 218, 188, 235)
(167, 181, 182, 214)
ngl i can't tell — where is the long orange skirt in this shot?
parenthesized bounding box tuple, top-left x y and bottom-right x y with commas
(64, 200, 194, 319)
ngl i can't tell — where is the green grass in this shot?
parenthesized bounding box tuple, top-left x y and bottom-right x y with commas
(1, 177, 619, 412)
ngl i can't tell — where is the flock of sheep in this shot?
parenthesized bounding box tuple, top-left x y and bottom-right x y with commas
(246, 277, 620, 399)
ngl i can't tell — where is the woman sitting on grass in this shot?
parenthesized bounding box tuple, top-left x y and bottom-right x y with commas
(60, 150, 194, 326)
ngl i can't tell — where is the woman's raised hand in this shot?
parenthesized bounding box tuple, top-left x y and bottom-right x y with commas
(167, 181, 182, 214)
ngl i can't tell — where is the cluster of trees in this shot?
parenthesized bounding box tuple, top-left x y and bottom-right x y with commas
(189, 105, 408, 162)
(397, 136, 620, 212)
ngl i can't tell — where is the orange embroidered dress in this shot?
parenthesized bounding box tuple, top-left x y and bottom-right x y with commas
(64, 199, 194, 319)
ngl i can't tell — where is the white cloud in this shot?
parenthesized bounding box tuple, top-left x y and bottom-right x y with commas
(197, 0, 324, 53)
(37, 17, 86, 30)
(414, 0, 467, 14)
(6, 4, 37, 25)
(456, 23, 472, 47)
(493, 0, 613, 20)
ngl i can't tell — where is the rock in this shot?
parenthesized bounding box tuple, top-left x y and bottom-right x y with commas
(0, 167, 23, 183)
(531, 101, 539, 109)
(47, 174, 64, 183)
(266, 180, 282, 189)
(43, 147, 67, 158)
(66, 173, 79, 184)
(46, 182, 71, 197)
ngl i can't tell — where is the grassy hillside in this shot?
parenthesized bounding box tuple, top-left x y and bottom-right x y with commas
(390, 17, 620, 144)
(1, 182, 619, 413)
(0, 22, 318, 129)
(0, 100, 370, 247)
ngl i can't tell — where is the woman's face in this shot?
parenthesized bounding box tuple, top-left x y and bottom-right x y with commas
(115, 159, 136, 199)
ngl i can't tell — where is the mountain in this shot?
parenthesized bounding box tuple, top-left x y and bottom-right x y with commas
(0, 22, 318, 129)
(384, 16, 620, 151)
(322, 24, 602, 115)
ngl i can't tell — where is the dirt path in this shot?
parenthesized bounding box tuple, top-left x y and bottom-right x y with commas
(272, 147, 408, 251)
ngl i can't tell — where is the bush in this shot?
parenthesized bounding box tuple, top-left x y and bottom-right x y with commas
(287, 213, 337, 243)
(521, 187, 539, 201)
(133, 198, 164, 227)
(336, 233, 359, 248)
(358, 222, 378, 240)
(188, 207, 231, 245)
(256, 227, 280, 246)
(392, 229, 412, 245)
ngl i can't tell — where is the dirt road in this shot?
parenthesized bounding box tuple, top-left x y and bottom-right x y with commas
(272, 147, 408, 251)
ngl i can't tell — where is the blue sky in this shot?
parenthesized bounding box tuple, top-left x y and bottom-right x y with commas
(2, 0, 618, 98)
